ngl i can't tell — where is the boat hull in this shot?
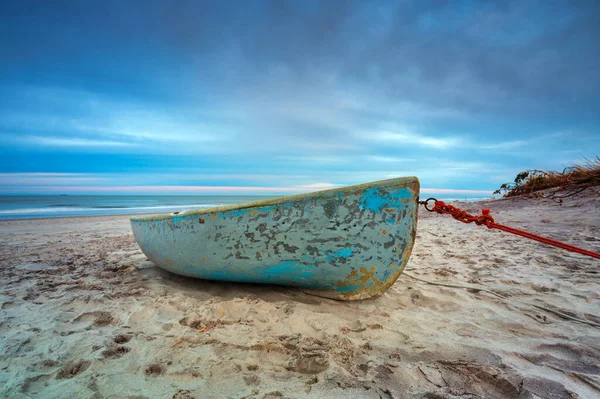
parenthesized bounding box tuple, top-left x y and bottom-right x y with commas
(130, 177, 419, 300)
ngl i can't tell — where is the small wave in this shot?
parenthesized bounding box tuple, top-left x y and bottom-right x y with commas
(0, 203, 222, 215)
(125, 204, 221, 211)
(0, 207, 84, 214)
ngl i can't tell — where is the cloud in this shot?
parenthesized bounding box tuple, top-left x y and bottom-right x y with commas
(296, 183, 339, 189)
(20, 136, 137, 148)
(0, 172, 107, 185)
(479, 140, 529, 150)
(276, 155, 348, 164)
(365, 156, 417, 163)
(0, 172, 341, 191)
(368, 130, 462, 149)
(71, 120, 227, 144)
(0, 173, 87, 177)
(9, 185, 338, 195)
(0, 167, 507, 195)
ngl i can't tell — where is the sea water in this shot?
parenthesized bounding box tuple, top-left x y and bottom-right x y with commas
(0, 193, 491, 220)
(0, 195, 273, 220)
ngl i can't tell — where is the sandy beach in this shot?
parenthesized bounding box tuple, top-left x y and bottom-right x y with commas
(1, 193, 599, 399)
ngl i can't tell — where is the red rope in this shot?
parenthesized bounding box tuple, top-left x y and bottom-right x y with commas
(427, 200, 600, 260)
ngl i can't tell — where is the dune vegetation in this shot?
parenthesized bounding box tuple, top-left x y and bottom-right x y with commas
(494, 157, 600, 200)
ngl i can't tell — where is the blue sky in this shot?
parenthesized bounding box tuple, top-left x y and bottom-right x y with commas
(1, 0, 599, 195)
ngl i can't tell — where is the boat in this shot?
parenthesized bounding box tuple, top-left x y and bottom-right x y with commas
(130, 177, 419, 300)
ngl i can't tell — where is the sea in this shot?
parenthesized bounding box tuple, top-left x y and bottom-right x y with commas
(0, 195, 272, 220)
(0, 194, 491, 220)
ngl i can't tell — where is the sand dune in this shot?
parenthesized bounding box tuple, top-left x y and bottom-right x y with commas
(1, 193, 599, 398)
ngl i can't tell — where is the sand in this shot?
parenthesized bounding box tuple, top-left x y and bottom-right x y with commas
(1, 192, 599, 399)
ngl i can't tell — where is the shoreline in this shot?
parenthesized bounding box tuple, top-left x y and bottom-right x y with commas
(0, 213, 137, 223)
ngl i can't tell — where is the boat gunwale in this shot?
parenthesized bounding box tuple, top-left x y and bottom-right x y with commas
(130, 176, 419, 222)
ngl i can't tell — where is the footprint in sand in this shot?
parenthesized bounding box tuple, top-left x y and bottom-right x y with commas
(101, 345, 131, 359)
(42, 359, 59, 367)
(114, 334, 132, 343)
(409, 290, 461, 312)
(56, 360, 90, 379)
(172, 390, 196, 399)
(73, 311, 114, 327)
(144, 363, 166, 376)
(244, 375, 261, 386)
(279, 335, 330, 375)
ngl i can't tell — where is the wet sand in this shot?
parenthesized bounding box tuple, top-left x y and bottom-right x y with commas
(1, 192, 599, 398)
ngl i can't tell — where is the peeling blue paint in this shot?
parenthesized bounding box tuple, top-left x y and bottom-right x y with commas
(389, 188, 413, 200)
(385, 214, 396, 224)
(219, 205, 279, 219)
(360, 187, 414, 213)
(335, 248, 354, 258)
(261, 260, 315, 281)
(221, 208, 250, 218)
(359, 188, 388, 212)
(172, 215, 184, 224)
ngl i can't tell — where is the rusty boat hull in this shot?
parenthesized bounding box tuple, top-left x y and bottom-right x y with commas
(130, 177, 419, 300)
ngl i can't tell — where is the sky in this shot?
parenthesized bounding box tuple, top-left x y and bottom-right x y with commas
(1, 0, 599, 196)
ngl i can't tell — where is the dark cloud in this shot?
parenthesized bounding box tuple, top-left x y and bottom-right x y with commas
(3, 0, 598, 119)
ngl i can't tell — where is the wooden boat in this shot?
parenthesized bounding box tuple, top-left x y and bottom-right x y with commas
(130, 177, 419, 300)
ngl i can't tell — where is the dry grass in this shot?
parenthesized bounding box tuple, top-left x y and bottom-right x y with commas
(495, 157, 600, 200)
